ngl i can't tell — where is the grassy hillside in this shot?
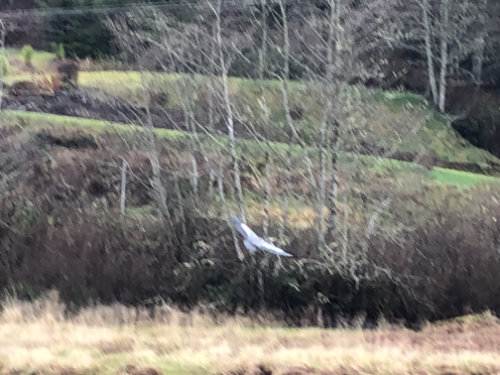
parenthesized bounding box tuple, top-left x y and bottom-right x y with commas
(3, 109, 500, 192)
(2, 48, 499, 170)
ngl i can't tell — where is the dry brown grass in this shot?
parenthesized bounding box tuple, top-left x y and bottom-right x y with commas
(1, 293, 500, 375)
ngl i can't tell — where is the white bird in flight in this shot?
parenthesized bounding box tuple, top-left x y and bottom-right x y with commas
(231, 215, 293, 257)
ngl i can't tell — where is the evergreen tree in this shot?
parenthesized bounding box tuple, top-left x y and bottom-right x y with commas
(37, 0, 117, 58)
(37, 0, 200, 58)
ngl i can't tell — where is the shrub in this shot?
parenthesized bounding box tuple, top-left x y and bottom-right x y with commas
(55, 43, 65, 60)
(51, 74, 63, 92)
(8, 80, 39, 96)
(34, 130, 97, 149)
(21, 45, 35, 66)
(39, 74, 63, 93)
(41, 0, 115, 59)
(50, 42, 65, 60)
(0, 55, 11, 76)
(57, 60, 79, 88)
(1, 132, 499, 326)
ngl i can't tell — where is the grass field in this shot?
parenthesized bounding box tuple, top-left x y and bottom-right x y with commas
(1, 295, 499, 375)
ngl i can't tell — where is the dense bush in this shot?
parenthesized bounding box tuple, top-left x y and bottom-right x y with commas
(37, 0, 199, 58)
(1, 130, 499, 326)
(20, 45, 35, 66)
(38, 0, 114, 58)
(51, 42, 65, 60)
(57, 60, 79, 87)
(1, 187, 498, 325)
(0, 55, 11, 76)
(450, 87, 500, 158)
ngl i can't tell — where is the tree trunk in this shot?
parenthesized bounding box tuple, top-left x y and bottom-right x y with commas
(120, 159, 127, 215)
(438, 0, 449, 112)
(212, 0, 245, 222)
(325, 0, 341, 241)
(0, 19, 5, 114)
(218, 164, 244, 260)
(472, 36, 485, 86)
(278, 0, 293, 242)
(173, 173, 187, 239)
(145, 105, 172, 226)
(263, 150, 271, 238)
(422, 0, 438, 107)
(207, 23, 217, 134)
(279, 149, 292, 245)
(258, 0, 267, 80)
(317, 139, 327, 248)
(328, 120, 340, 238)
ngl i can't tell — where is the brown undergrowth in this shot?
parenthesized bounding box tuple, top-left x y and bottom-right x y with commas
(1, 293, 499, 375)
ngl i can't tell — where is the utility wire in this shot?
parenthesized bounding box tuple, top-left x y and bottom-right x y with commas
(0, 0, 291, 18)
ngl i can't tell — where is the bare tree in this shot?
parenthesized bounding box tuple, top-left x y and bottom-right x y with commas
(277, 0, 321, 245)
(120, 159, 128, 215)
(107, 13, 175, 228)
(0, 18, 6, 116)
(287, 0, 393, 249)
(258, 0, 268, 80)
(422, 0, 439, 107)
(208, 0, 246, 223)
(437, 0, 449, 112)
(217, 163, 244, 260)
(145, 100, 173, 226)
(392, 0, 489, 111)
(105, 0, 441, 279)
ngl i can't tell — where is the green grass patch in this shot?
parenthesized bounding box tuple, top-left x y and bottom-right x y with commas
(0, 109, 299, 157)
(2, 72, 33, 84)
(4, 47, 56, 73)
(1, 109, 189, 142)
(430, 167, 500, 187)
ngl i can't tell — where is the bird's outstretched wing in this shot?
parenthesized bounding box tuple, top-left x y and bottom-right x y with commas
(254, 237, 293, 257)
(243, 239, 257, 252)
(231, 215, 257, 238)
(231, 215, 292, 257)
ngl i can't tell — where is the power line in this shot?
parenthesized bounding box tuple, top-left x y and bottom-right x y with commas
(0, 0, 286, 18)
(0, 0, 199, 18)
